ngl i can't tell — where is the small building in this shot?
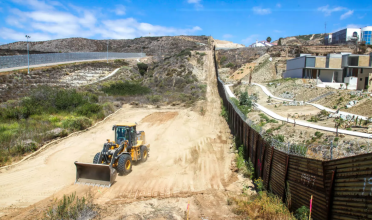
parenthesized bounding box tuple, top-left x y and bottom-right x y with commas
(283, 53, 372, 91)
(331, 28, 361, 44)
(324, 34, 332, 45)
(342, 53, 372, 91)
(361, 26, 372, 45)
(284, 54, 342, 83)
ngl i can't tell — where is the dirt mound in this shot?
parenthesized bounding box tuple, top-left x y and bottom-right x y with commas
(141, 112, 179, 125)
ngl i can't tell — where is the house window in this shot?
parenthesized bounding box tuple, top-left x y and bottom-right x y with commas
(361, 69, 363, 73)
(360, 78, 363, 81)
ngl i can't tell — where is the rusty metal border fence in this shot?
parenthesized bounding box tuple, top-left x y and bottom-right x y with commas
(213, 47, 372, 219)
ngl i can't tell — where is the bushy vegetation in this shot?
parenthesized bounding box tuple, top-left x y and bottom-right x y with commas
(44, 192, 96, 220)
(102, 81, 151, 96)
(0, 86, 115, 166)
(177, 48, 192, 57)
(220, 99, 228, 121)
(137, 62, 148, 76)
(219, 56, 227, 65)
(259, 113, 278, 125)
(234, 138, 255, 179)
(225, 62, 235, 68)
(294, 206, 309, 220)
(231, 98, 250, 115)
(230, 190, 295, 219)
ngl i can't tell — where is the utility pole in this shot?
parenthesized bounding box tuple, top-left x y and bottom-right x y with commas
(107, 40, 109, 63)
(25, 35, 31, 74)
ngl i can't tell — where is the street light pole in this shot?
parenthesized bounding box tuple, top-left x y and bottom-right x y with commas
(25, 35, 31, 74)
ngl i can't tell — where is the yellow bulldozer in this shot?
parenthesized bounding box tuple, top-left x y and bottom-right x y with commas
(74, 123, 150, 187)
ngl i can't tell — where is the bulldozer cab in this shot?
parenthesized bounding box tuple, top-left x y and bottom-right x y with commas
(113, 124, 136, 146)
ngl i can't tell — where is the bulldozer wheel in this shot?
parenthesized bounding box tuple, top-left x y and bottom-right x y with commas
(140, 145, 148, 162)
(117, 154, 132, 175)
(93, 152, 101, 164)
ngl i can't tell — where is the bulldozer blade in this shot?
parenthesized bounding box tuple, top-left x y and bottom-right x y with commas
(74, 162, 117, 187)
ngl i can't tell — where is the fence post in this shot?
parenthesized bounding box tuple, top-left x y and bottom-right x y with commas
(261, 142, 266, 178)
(282, 155, 290, 203)
(266, 147, 275, 189)
(327, 167, 337, 219)
(246, 124, 250, 157)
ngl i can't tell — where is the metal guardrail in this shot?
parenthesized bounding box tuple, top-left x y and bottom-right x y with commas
(0, 52, 146, 69)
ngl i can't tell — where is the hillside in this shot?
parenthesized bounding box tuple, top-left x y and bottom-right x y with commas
(0, 36, 211, 56)
(272, 33, 327, 46)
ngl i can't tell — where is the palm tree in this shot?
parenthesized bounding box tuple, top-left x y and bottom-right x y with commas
(266, 37, 272, 43)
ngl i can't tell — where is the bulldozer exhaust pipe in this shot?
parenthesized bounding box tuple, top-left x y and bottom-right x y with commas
(74, 162, 117, 187)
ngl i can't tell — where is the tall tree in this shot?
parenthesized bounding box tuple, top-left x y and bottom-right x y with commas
(266, 36, 272, 42)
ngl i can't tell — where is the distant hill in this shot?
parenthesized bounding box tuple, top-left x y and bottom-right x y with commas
(272, 33, 327, 46)
(0, 36, 211, 56)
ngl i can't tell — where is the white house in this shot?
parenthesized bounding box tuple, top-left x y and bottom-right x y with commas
(331, 28, 361, 44)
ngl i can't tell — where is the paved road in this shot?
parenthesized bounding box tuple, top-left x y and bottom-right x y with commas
(225, 84, 372, 138)
(0, 57, 143, 73)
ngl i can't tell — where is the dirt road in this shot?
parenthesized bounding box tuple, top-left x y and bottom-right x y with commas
(0, 51, 237, 219)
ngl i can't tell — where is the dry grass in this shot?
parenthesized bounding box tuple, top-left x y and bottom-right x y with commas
(230, 192, 295, 220)
(43, 192, 97, 220)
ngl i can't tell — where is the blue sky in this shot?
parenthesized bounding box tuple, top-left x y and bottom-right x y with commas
(0, 0, 370, 45)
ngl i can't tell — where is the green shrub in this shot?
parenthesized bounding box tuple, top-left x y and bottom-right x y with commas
(314, 131, 324, 138)
(44, 192, 96, 220)
(259, 113, 278, 124)
(294, 206, 309, 220)
(137, 62, 148, 76)
(274, 134, 285, 142)
(254, 177, 264, 192)
(220, 103, 228, 121)
(147, 94, 162, 103)
(102, 81, 151, 96)
(220, 56, 227, 64)
(231, 98, 250, 115)
(239, 91, 252, 107)
(177, 49, 192, 57)
(76, 103, 102, 117)
(62, 117, 92, 131)
(225, 62, 235, 68)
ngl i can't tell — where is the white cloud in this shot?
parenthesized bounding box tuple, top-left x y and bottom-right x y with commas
(273, 30, 282, 33)
(114, 5, 126, 15)
(2, 0, 202, 41)
(223, 34, 233, 39)
(276, 3, 281, 8)
(252, 6, 271, 15)
(317, 5, 346, 16)
(340, 10, 353, 20)
(242, 34, 259, 45)
(0, 27, 52, 41)
(187, 0, 203, 10)
(11, 0, 56, 10)
(100, 18, 201, 39)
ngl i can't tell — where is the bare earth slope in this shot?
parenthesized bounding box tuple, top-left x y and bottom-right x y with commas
(0, 51, 237, 219)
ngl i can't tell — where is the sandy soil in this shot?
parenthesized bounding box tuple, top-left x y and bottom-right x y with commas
(0, 51, 250, 219)
(343, 99, 372, 117)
